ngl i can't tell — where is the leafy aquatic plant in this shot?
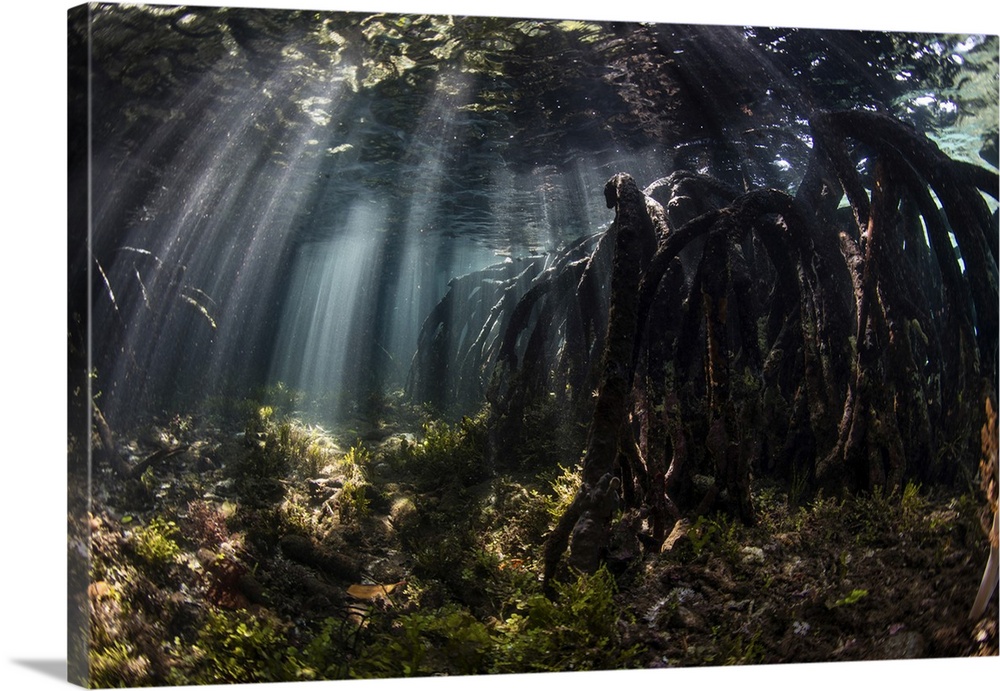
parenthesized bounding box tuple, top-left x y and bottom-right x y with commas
(351, 566, 637, 678)
(335, 444, 372, 523)
(829, 588, 870, 608)
(492, 566, 641, 673)
(170, 609, 306, 685)
(89, 641, 151, 689)
(130, 516, 181, 569)
(351, 604, 494, 678)
(388, 411, 490, 488)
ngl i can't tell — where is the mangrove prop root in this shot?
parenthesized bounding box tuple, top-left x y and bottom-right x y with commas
(543, 173, 656, 583)
(409, 110, 997, 579)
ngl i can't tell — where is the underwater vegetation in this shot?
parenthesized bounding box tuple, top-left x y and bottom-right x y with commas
(73, 388, 997, 687)
(77, 393, 643, 685)
(66, 4, 998, 687)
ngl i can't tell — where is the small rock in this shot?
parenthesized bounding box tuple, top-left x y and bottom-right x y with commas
(195, 548, 217, 567)
(238, 573, 266, 604)
(389, 496, 419, 532)
(195, 456, 217, 471)
(307, 476, 344, 498)
(210, 479, 235, 497)
(878, 630, 926, 660)
(674, 606, 707, 631)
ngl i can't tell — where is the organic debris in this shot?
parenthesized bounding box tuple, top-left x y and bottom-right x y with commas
(72, 395, 998, 686)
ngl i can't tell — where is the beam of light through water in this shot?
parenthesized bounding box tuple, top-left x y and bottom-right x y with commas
(269, 69, 494, 422)
(269, 205, 385, 422)
(90, 45, 355, 424)
(380, 70, 478, 395)
(81, 8, 997, 430)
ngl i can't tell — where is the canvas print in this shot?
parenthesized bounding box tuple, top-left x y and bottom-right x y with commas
(67, 2, 999, 687)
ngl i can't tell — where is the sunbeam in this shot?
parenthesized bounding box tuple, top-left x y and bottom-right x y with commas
(68, 9, 998, 684)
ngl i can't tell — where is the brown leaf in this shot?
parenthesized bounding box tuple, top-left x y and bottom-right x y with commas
(346, 580, 404, 601)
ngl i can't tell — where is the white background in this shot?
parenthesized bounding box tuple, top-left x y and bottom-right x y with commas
(2, 1, 997, 690)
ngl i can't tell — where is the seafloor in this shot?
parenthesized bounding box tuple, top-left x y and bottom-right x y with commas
(71, 392, 998, 686)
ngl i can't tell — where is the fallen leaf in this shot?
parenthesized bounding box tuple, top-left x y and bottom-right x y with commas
(88, 581, 114, 600)
(347, 580, 404, 601)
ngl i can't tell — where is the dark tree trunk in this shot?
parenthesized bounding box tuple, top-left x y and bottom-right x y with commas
(543, 173, 656, 586)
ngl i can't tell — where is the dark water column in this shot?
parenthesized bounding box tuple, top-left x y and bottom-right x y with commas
(360, 194, 425, 411)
